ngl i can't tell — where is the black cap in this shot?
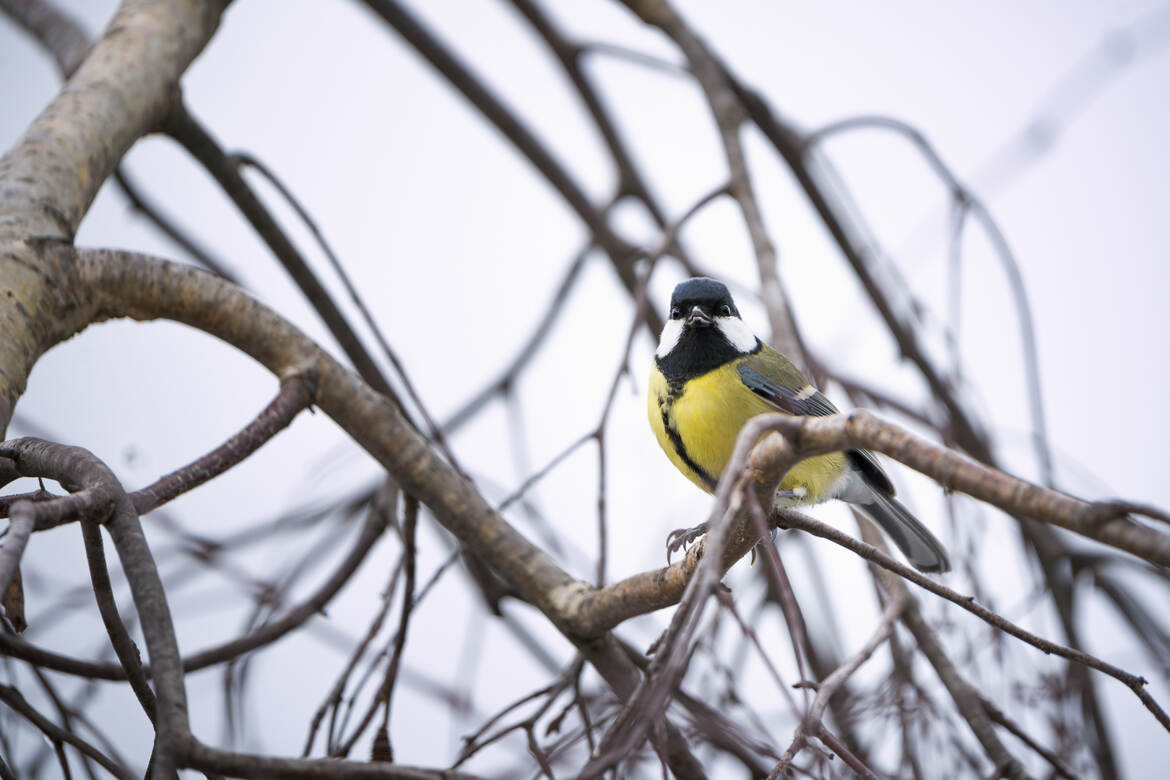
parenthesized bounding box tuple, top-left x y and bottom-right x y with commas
(670, 277, 739, 317)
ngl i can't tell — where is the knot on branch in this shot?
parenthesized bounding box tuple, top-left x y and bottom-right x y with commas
(844, 407, 876, 438)
(1082, 500, 1137, 530)
(547, 579, 593, 627)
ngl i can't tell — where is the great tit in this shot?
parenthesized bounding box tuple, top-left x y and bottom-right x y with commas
(648, 277, 950, 573)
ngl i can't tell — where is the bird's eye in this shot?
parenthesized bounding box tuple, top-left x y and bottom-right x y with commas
(719, 304, 732, 317)
(670, 307, 681, 319)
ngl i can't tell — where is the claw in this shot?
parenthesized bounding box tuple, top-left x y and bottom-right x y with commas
(666, 522, 709, 563)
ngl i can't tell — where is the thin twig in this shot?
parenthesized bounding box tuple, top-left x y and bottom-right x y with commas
(0, 685, 133, 780)
(373, 496, 418, 761)
(771, 590, 904, 777)
(782, 509, 1170, 733)
(132, 373, 313, 514)
(230, 154, 463, 472)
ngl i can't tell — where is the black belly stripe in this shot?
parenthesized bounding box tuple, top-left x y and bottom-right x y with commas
(659, 403, 718, 490)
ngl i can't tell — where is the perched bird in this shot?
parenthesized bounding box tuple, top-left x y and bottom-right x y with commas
(647, 277, 950, 573)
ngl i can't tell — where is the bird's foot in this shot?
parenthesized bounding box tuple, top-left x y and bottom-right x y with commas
(666, 522, 709, 562)
(749, 527, 779, 565)
(773, 487, 808, 506)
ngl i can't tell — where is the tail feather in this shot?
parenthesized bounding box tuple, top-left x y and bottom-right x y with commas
(855, 492, 950, 573)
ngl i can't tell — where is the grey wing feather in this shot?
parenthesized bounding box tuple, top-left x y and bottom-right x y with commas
(738, 365, 895, 495)
(737, 365, 838, 417)
(855, 493, 951, 573)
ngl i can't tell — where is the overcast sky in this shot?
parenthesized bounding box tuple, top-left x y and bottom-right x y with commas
(2, 1, 1169, 776)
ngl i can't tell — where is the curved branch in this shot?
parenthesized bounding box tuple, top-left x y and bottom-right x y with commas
(620, 0, 806, 363)
(70, 247, 704, 776)
(0, 438, 189, 773)
(806, 114, 1054, 485)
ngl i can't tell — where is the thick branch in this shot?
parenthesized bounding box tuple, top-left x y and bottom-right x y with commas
(71, 248, 705, 776)
(0, 0, 226, 240)
(0, 0, 228, 432)
(749, 410, 1170, 567)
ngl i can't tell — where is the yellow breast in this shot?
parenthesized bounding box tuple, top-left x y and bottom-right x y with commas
(647, 360, 846, 500)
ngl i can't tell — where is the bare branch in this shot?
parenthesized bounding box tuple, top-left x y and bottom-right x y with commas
(0, 684, 133, 780)
(773, 584, 905, 774)
(359, 0, 662, 335)
(618, 0, 806, 362)
(806, 114, 1054, 485)
(0, 0, 226, 241)
(0, 0, 89, 77)
(781, 509, 1169, 732)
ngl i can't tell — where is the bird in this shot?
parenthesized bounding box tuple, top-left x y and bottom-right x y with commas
(647, 277, 950, 573)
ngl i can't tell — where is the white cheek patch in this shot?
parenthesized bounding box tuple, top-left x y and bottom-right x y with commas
(716, 316, 759, 353)
(655, 319, 685, 357)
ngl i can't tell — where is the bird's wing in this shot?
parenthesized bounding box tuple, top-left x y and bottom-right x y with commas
(736, 364, 896, 496)
(736, 364, 839, 417)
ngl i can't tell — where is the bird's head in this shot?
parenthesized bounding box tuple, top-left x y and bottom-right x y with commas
(656, 277, 758, 362)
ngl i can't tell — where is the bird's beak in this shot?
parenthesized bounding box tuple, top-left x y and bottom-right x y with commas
(685, 305, 712, 328)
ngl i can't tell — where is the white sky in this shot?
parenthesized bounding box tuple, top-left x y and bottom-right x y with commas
(2, 1, 1170, 777)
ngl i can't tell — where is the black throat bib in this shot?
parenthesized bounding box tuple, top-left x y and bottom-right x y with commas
(655, 326, 756, 387)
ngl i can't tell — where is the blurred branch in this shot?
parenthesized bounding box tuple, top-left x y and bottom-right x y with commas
(0, 684, 133, 780)
(579, 39, 688, 75)
(163, 103, 405, 407)
(345, 495, 416, 761)
(0, 504, 32, 601)
(972, 4, 1170, 195)
(304, 546, 405, 756)
(618, 0, 806, 363)
(0, 0, 90, 77)
(772, 580, 904, 775)
(443, 244, 590, 434)
(508, 0, 706, 274)
(896, 578, 1029, 778)
(361, 0, 663, 335)
(980, 694, 1077, 779)
(113, 167, 239, 283)
(807, 114, 1054, 485)
(79, 522, 156, 724)
(788, 507, 1168, 730)
(228, 153, 464, 472)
